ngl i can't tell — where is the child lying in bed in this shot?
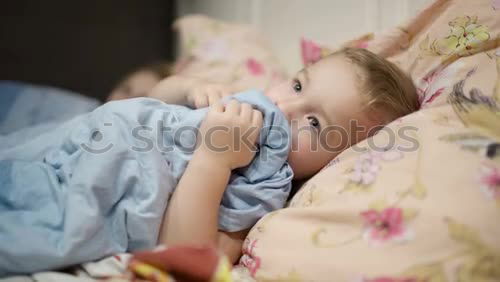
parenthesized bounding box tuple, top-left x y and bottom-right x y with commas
(0, 48, 418, 276)
(148, 48, 419, 261)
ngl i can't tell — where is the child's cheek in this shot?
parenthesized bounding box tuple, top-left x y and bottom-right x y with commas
(265, 81, 291, 101)
(290, 133, 312, 162)
(288, 136, 323, 179)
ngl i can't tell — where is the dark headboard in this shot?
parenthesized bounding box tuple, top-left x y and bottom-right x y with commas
(0, 0, 177, 101)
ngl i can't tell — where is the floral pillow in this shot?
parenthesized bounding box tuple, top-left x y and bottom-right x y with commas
(300, 0, 499, 109)
(239, 0, 500, 281)
(173, 14, 288, 91)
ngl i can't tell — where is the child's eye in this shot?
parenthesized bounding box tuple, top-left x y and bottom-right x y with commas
(308, 116, 320, 129)
(292, 79, 302, 93)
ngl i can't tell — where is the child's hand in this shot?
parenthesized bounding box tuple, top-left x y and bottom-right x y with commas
(186, 83, 234, 109)
(196, 100, 263, 170)
(148, 75, 235, 108)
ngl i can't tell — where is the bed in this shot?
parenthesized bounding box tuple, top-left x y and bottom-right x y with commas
(1, 0, 499, 281)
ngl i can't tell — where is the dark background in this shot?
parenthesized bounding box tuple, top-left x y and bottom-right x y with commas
(0, 0, 177, 101)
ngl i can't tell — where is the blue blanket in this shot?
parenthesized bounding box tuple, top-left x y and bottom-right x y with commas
(0, 81, 100, 135)
(0, 90, 293, 275)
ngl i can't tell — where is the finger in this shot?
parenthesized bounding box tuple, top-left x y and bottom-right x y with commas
(252, 109, 264, 129)
(219, 90, 232, 99)
(240, 103, 253, 122)
(249, 109, 263, 146)
(216, 92, 224, 102)
(225, 99, 240, 115)
(218, 91, 234, 105)
(194, 94, 209, 108)
(186, 93, 195, 107)
(208, 92, 220, 106)
(210, 101, 224, 112)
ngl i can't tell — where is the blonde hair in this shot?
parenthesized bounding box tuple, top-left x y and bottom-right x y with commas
(333, 48, 419, 124)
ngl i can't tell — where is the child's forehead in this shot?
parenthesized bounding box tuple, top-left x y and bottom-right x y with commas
(302, 55, 356, 79)
(302, 58, 369, 124)
(302, 57, 359, 95)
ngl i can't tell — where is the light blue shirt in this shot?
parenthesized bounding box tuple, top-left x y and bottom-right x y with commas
(0, 90, 293, 275)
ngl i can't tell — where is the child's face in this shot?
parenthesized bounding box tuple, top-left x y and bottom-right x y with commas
(108, 70, 160, 101)
(265, 56, 372, 179)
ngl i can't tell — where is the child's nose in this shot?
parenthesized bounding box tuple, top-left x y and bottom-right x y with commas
(275, 99, 307, 122)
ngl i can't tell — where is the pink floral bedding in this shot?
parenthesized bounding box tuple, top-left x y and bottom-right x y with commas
(240, 0, 500, 280)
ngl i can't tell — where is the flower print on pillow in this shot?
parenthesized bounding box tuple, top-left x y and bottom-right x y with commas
(342, 149, 404, 193)
(300, 38, 333, 66)
(239, 238, 261, 277)
(246, 58, 265, 76)
(361, 207, 415, 246)
(419, 16, 491, 57)
(493, 0, 500, 10)
(478, 162, 500, 205)
(416, 61, 466, 108)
